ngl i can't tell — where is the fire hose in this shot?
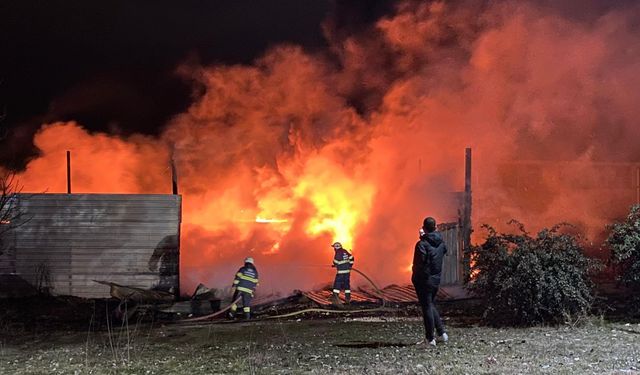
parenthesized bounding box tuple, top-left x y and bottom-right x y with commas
(179, 266, 391, 324)
(182, 296, 243, 322)
(351, 267, 386, 307)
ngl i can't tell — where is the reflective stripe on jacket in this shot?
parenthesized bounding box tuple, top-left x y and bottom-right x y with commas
(233, 265, 259, 295)
(333, 248, 354, 274)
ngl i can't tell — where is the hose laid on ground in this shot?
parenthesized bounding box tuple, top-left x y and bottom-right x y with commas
(177, 266, 390, 324)
(176, 306, 399, 329)
(181, 296, 242, 323)
(262, 306, 393, 319)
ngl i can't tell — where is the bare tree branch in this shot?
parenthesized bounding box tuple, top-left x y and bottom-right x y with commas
(0, 171, 30, 256)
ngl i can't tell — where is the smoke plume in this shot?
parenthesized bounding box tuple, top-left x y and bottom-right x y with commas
(8, 0, 640, 294)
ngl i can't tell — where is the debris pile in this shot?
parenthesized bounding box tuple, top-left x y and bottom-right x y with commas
(94, 279, 470, 322)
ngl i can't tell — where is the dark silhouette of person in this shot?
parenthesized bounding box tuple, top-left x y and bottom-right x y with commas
(412, 217, 448, 347)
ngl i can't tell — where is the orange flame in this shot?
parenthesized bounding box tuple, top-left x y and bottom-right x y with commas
(255, 217, 288, 224)
(7, 1, 640, 294)
(293, 156, 374, 251)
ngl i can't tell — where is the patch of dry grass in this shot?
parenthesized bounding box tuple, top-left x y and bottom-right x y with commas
(0, 317, 639, 374)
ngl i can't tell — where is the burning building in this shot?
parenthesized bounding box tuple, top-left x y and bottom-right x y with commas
(2, 1, 640, 296)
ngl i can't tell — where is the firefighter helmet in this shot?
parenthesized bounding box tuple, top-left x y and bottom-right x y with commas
(244, 257, 254, 264)
(331, 242, 342, 249)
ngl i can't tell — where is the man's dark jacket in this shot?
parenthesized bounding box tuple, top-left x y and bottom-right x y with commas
(412, 231, 447, 287)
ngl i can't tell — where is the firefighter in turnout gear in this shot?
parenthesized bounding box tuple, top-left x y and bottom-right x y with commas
(331, 242, 354, 305)
(228, 257, 259, 319)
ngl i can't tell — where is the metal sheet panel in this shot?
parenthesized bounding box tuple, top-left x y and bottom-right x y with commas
(302, 290, 379, 306)
(439, 223, 462, 285)
(0, 194, 181, 298)
(301, 284, 469, 306)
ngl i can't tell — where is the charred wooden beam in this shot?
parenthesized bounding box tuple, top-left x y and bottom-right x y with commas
(462, 148, 472, 281)
(66, 151, 71, 194)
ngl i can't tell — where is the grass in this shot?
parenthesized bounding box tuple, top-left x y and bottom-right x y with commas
(0, 315, 639, 374)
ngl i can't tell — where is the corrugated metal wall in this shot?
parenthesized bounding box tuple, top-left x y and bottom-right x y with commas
(0, 194, 181, 298)
(439, 223, 462, 285)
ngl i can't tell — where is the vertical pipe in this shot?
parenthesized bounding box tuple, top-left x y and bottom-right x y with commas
(66, 150, 71, 194)
(462, 148, 472, 281)
(170, 146, 178, 195)
(636, 166, 639, 204)
(66, 150, 72, 291)
(171, 159, 178, 195)
(175, 207, 182, 300)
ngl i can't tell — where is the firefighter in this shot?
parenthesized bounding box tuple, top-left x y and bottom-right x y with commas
(228, 257, 259, 319)
(331, 242, 354, 305)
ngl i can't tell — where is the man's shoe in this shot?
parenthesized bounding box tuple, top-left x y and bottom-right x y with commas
(438, 332, 449, 343)
(428, 339, 437, 347)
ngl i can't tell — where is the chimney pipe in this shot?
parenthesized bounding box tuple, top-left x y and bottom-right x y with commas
(66, 150, 71, 194)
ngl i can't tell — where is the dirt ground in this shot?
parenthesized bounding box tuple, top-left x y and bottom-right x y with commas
(1, 311, 639, 375)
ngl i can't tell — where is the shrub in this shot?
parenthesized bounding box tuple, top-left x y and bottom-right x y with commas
(466, 221, 600, 326)
(606, 205, 640, 291)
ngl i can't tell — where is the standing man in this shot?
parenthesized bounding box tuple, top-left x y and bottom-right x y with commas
(331, 242, 354, 305)
(412, 217, 449, 346)
(228, 257, 259, 319)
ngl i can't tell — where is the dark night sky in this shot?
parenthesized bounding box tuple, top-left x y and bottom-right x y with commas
(0, 0, 393, 167)
(0, 0, 626, 168)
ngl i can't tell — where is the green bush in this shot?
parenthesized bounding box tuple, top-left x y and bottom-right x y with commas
(466, 221, 600, 326)
(606, 205, 640, 290)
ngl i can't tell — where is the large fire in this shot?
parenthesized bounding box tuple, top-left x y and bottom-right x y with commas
(6, 1, 640, 294)
(293, 155, 375, 250)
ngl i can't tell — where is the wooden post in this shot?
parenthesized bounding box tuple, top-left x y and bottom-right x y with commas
(170, 147, 180, 299)
(66, 151, 71, 194)
(175, 196, 181, 300)
(171, 160, 178, 195)
(462, 148, 472, 280)
(170, 147, 178, 195)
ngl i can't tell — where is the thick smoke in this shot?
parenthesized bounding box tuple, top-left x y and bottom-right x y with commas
(7, 1, 640, 294)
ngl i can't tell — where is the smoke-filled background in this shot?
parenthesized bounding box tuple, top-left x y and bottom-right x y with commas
(2, 0, 640, 295)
